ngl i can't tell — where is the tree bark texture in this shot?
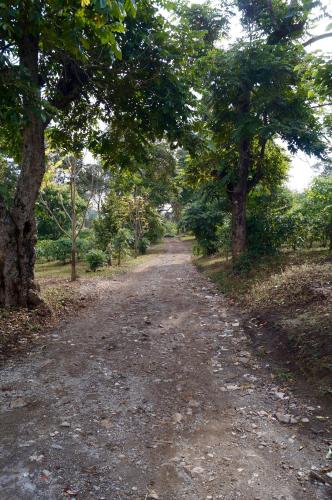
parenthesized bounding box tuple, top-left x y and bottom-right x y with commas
(231, 91, 251, 261)
(0, 32, 45, 307)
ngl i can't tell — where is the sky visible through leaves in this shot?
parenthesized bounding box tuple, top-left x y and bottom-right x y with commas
(83, 1, 331, 192)
(189, 0, 332, 191)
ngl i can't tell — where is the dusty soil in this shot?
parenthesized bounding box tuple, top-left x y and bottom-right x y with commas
(0, 276, 115, 359)
(0, 239, 331, 500)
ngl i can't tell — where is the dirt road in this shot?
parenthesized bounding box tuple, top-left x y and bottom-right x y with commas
(0, 239, 331, 499)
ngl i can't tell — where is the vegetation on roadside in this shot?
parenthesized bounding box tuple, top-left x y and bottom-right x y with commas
(196, 248, 332, 385)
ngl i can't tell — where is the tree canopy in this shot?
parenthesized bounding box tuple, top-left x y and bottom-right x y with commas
(0, 0, 331, 307)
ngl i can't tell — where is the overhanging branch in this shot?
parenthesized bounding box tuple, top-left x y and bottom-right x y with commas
(303, 32, 332, 47)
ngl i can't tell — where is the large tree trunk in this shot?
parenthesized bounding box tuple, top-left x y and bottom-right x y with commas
(231, 136, 250, 261)
(0, 32, 45, 307)
(231, 187, 247, 259)
(230, 90, 251, 261)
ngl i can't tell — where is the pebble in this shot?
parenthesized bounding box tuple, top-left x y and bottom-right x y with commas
(147, 492, 159, 500)
(60, 421, 71, 428)
(188, 399, 200, 408)
(276, 413, 299, 424)
(51, 444, 63, 450)
(191, 466, 205, 475)
(9, 398, 27, 409)
(29, 454, 44, 462)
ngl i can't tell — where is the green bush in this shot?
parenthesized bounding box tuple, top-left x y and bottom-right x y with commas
(112, 228, 134, 265)
(76, 238, 94, 260)
(144, 211, 165, 243)
(36, 239, 55, 262)
(232, 253, 253, 274)
(246, 188, 295, 257)
(139, 237, 150, 254)
(163, 219, 178, 237)
(52, 238, 72, 263)
(85, 249, 107, 271)
(180, 196, 225, 255)
(36, 238, 72, 263)
(79, 228, 93, 239)
(216, 216, 232, 256)
(105, 241, 114, 265)
(192, 242, 203, 256)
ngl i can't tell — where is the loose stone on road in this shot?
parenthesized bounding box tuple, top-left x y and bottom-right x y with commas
(0, 239, 330, 499)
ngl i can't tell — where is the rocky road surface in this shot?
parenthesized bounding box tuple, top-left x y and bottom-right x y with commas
(0, 239, 331, 499)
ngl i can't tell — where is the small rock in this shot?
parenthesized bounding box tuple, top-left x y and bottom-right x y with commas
(60, 421, 71, 428)
(10, 398, 27, 409)
(173, 413, 183, 424)
(29, 454, 44, 462)
(188, 399, 200, 408)
(273, 392, 288, 400)
(225, 384, 240, 391)
(51, 444, 63, 450)
(64, 489, 79, 496)
(239, 350, 250, 357)
(191, 466, 205, 475)
(301, 417, 309, 423)
(100, 418, 112, 429)
(147, 491, 159, 500)
(276, 413, 298, 424)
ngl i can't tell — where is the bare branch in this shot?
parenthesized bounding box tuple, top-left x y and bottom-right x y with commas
(58, 193, 72, 222)
(303, 32, 332, 47)
(75, 178, 96, 238)
(310, 102, 332, 109)
(39, 192, 71, 238)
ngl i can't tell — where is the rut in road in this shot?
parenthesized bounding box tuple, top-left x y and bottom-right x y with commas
(0, 239, 330, 500)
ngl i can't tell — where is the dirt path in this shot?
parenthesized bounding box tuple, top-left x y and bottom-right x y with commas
(0, 239, 331, 500)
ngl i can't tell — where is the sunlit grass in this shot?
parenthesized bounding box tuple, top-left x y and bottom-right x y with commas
(180, 234, 196, 241)
(35, 249, 156, 281)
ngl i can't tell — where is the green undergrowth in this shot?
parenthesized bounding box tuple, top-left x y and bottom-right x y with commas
(195, 248, 332, 385)
(35, 247, 158, 280)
